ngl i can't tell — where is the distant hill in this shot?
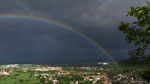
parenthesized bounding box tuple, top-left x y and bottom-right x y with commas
(118, 59, 130, 65)
(118, 58, 150, 71)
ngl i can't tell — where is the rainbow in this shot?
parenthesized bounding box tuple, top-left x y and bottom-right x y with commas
(0, 14, 118, 65)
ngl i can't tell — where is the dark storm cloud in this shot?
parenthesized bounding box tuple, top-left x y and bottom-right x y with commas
(0, 20, 108, 64)
(0, 0, 147, 64)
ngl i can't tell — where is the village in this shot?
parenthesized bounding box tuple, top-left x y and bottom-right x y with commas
(0, 64, 149, 84)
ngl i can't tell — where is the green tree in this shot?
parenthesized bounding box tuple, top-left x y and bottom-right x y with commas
(118, 1, 150, 64)
(19, 79, 23, 82)
(142, 67, 150, 82)
(96, 80, 103, 84)
(40, 77, 46, 84)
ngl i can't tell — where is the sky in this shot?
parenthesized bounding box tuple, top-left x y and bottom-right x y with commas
(0, 0, 147, 64)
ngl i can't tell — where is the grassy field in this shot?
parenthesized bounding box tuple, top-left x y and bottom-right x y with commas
(0, 72, 39, 84)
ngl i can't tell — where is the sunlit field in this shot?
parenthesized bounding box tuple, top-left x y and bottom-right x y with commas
(0, 72, 39, 84)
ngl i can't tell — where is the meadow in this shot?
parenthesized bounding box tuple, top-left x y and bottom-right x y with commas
(0, 72, 39, 84)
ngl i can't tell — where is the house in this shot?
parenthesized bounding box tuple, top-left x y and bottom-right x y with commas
(53, 79, 59, 84)
(103, 81, 112, 84)
(2, 72, 10, 75)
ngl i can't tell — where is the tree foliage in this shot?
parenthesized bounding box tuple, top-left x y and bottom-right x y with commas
(118, 1, 150, 63)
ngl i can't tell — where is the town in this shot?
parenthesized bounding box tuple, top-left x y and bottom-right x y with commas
(0, 64, 149, 84)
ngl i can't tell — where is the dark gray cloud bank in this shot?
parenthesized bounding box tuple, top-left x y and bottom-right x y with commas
(0, 0, 146, 64)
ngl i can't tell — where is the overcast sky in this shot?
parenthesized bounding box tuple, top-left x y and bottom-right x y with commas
(0, 0, 147, 64)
